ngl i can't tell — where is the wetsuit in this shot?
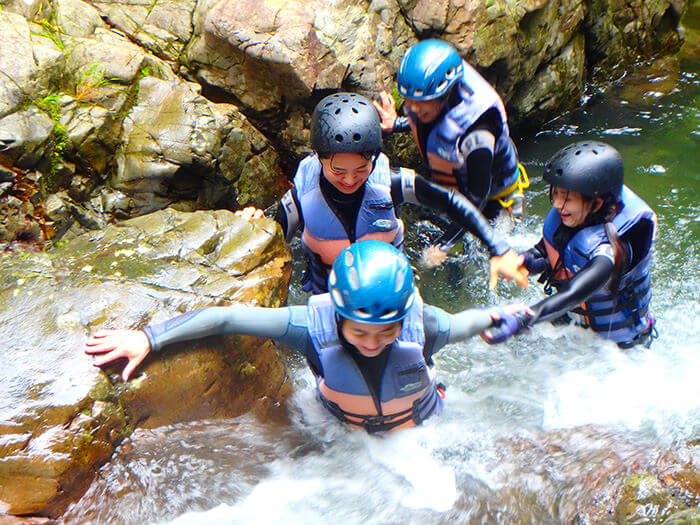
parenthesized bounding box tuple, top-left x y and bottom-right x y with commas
(275, 153, 511, 293)
(142, 297, 494, 432)
(522, 186, 656, 347)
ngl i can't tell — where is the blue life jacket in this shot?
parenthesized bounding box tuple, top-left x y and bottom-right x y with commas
(542, 186, 656, 345)
(293, 154, 403, 294)
(306, 293, 443, 432)
(407, 61, 519, 198)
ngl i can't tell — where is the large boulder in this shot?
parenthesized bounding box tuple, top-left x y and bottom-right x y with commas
(0, 208, 292, 517)
(0, 2, 288, 243)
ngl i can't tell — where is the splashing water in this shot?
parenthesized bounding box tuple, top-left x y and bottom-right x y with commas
(64, 27, 700, 525)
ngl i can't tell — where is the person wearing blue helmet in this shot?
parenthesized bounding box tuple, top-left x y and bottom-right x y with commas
(238, 92, 529, 294)
(374, 39, 529, 226)
(85, 240, 532, 433)
(482, 142, 657, 348)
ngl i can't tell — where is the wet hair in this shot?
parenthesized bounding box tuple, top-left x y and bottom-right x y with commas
(317, 151, 378, 161)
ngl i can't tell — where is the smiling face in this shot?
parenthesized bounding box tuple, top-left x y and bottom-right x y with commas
(319, 153, 375, 194)
(551, 186, 603, 227)
(341, 318, 402, 358)
(404, 97, 446, 124)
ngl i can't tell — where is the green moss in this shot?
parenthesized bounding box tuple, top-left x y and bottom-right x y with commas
(239, 362, 257, 376)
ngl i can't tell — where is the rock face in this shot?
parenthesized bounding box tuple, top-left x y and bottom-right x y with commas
(0, 208, 292, 517)
(0, 0, 686, 245)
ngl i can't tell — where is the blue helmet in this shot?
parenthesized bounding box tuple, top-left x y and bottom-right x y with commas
(328, 240, 416, 324)
(397, 39, 464, 101)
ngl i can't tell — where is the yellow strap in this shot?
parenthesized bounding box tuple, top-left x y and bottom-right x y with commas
(494, 164, 530, 208)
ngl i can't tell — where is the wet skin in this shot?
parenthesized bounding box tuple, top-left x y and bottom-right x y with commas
(341, 319, 402, 357)
(551, 186, 603, 227)
(320, 153, 375, 194)
(404, 97, 446, 124)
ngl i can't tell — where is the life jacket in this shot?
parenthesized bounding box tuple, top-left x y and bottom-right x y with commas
(294, 154, 404, 294)
(306, 293, 443, 432)
(542, 186, 656, 345)
(407, 61, 519, 198)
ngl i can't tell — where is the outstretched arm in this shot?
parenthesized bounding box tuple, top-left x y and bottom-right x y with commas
(84, 305, 308, 381)
(421, 303, 534, 358)
(481, 254, 613, 344)
(393, 169, 529, 289)
(530, 255, 613, 324)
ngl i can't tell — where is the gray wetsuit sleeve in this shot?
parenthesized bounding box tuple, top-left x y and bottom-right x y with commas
(422, 304, 493, 359)
(446, 307, 493, 343)
(143, 305, 311, 354)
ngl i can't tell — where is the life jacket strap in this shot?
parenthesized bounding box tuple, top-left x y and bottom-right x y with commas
(319, 390, 438, 433)
(494, 163, 530, 209)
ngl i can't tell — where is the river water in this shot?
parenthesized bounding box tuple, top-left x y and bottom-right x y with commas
(63, 20, 700, 525)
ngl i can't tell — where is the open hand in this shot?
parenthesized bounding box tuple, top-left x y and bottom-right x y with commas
(489, 249, 529, 290)
(372, 91, 398, 133)
(419, 244, 449, 269)
(84, 329, 151, 381)
(235, 207, 265, 222)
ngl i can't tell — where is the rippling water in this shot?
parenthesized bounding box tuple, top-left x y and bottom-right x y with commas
(63, 22, 700, 525)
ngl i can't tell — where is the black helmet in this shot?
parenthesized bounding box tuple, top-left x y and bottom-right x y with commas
(310, 93, 382, 156)
(543, 141, 624, 199)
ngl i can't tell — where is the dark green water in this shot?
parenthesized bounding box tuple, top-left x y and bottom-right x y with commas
(64, 16, 700, 525)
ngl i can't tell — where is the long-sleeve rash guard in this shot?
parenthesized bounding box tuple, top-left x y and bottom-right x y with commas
(142, 302, 494, 376)
(274, 166, 510, 257)
(523, 237, 616, 324)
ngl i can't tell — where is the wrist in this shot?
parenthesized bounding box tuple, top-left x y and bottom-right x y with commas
(141, 328, 157, 353)
(490, 240, 511, 257)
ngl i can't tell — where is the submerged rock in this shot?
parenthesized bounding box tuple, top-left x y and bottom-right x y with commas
(0, 208, 292, 517)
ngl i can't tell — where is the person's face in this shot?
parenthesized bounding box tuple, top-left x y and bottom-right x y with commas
(320, 153, 374, 194)
(551, 186, 601, 227)
(341, 318, 402, 358)
(404, 97, 445, 123)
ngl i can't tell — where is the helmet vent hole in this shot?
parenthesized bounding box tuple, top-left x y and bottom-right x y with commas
(348, 267, 359, 290)
(556, 168, 563, 176)
(437, 80, 448, 91)
(342, 99, 349, 103)
(329, 270, 337, 286)
(395, 269, 405, 292)
(353, 308, 372, 319)
(334, 108, 341, 115)
(445, 67, 455, 79)
(353, 133, 362, 142)
(358, 101, 366, 105)
(575, 150, 581, 155)
(344, 251, 354, 266)
(335, 134, 344, 143)
(352, 107, 359, 114)
(592, 149, 598, 155)
(380, 309, 399, 320)
(331, 289, 344, 307)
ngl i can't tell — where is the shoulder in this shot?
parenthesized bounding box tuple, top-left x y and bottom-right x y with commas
(368, 153, 392, 184)
(293, 155, 322, 192)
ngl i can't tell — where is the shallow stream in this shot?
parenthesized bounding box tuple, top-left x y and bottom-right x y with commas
(62, 16, 700, 524)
